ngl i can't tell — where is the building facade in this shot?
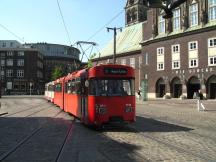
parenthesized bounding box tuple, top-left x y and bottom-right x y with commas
(93, 0, 216, 99)
(0, 47, 44, 95)
(93, 0, 147, 91)
(141, 0, 216, 99)
(25, 43, 81, 83)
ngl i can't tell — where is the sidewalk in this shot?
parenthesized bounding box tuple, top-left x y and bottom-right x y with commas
(0, 101, 8, 116)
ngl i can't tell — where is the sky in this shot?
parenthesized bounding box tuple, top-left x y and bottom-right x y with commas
(0, 0, 126, 61)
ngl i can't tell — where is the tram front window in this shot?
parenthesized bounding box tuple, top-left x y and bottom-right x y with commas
(89, 79, 135, 96)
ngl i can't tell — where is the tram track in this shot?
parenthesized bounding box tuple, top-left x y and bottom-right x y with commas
(128, 122, 215, 162)
(0, 109, 65, 162)
(139, 113, 216, 141)
(99, 127, 150, 162)
(136, 131, 215, 162)
(100, 121, 215, 162)
(2, 102, 51, 117)
(55, 122, 74, 162)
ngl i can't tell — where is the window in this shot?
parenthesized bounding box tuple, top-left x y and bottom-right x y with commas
(55, 83, 62, 92)
(173, 9, 181, 30)
(209, 0, 216, 21)
(17, 70, 24, 78)
(139, 56, 142, 68)
(209, 38, 216, 47)
(1, 60, 5, 66)
(157, 47, 164, 55)
(157, 63, 164, 70)
(6, 69, 13, 77)
(6, 59, 13, 66)
(17, 51, 24, 56)
(190, 3, 198, 26)
(172, 44, 180, 53)
(189, 59, 198, 68)
(10, 42, 13, 47)
(0, 53, 5, 57)
(1, 70, 4, 76)
(121, 59, 126, 65)
(2, 42, 6, 47)
(158, 15, 165, 33)
(7, 51, 13, 56)
(89, 79, 135, 96)
(189, 41, 198, 50)
(209, 56, 216, 65)
(145, 53, 148, 65)
(17, 59, 24, 66)
(172, 61, 180, 69)
(130, 58, 135, 68)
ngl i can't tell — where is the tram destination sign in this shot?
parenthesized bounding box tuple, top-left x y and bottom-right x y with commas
(104, 68, 127, 75)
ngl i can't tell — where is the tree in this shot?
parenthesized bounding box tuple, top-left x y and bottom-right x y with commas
(87, 53, 97, 68)
(51, 65, 64, 80)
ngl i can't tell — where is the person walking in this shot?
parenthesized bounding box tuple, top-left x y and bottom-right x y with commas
(137, 89, 141, 100)
(197, 89, 206, 111)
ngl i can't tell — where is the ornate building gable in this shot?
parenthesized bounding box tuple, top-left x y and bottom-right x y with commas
(125, 0, 148, 26)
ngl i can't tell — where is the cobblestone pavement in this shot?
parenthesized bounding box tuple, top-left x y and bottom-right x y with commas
(0, 96, 216, 162)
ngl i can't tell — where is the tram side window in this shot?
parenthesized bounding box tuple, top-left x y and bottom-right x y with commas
(48, 85, 54, 91)
(55, 83, 62, 92)
(74, 81, 81, 94)
(66, 79, 81, 94)
(65, 81, 71, 93)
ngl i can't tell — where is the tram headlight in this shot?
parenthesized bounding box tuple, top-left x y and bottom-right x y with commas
(125, 104, 133, 113)
(95, 104, 107, 114)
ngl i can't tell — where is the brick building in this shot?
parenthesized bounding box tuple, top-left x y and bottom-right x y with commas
(0, 45, 44, 95)
(93, 0, 216, 99)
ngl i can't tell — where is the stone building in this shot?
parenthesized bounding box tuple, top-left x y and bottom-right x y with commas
(93, 0, 216, 99)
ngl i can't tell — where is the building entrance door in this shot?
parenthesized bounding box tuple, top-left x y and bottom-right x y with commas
(210, 83, 216, 99)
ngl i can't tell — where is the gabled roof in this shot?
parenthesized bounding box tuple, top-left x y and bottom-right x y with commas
(95, 22, 143, 59)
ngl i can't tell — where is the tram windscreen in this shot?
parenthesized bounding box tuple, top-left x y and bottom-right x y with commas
(89, 79, 135, 96)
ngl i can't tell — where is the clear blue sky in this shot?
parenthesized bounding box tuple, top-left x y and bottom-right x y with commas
(0, 0, 126, 60)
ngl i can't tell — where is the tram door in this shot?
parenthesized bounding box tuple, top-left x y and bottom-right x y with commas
(210, 83, 216, 99)
(81, 79, 88, 123)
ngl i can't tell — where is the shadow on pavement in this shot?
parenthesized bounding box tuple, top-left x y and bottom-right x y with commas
(133, 116, 193, 132)
(0, 117, 147, 162)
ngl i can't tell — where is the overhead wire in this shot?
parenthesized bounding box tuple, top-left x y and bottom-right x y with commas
(57, 0, 72, 45)
(76, 9, 124, 62)
(0, 23, 24, 43)
(86, 9, 124, 42)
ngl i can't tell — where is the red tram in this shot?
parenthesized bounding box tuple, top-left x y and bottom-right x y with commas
(50, 64, 135, 126)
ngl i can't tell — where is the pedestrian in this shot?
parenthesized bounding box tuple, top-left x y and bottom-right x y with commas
(137, 89, 141, 100)
(197, 89, 206, 111)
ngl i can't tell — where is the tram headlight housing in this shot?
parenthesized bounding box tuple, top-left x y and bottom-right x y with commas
(125, 104, 133, 113)
(95, 104, 107, 114)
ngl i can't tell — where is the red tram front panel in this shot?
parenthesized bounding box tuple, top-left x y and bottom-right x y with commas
(86, 64, 136, 126)
(87, 96, 135, 125)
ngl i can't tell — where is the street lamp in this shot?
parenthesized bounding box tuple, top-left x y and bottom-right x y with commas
(145, 0, 187, 18)
(107, 27, 122, 64)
